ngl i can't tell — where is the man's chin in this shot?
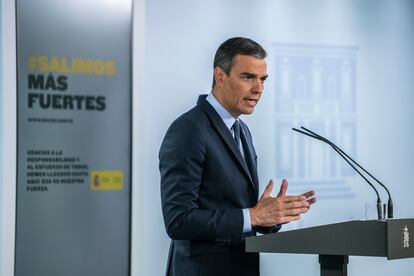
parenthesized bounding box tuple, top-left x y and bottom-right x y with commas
(241, 108, 255, 115)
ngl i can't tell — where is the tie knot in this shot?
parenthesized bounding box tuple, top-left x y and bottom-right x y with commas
(232, 120, 240, 133)
(232, 120, 241, 147)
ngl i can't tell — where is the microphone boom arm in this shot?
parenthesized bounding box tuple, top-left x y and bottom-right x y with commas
(292, 127, 392, 220)
(299, 127, 393, 219)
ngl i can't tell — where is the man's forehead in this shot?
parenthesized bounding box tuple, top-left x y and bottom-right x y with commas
(232, 54, 267, 73)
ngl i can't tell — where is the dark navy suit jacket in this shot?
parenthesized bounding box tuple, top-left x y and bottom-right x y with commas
(159, 95, 279, 276)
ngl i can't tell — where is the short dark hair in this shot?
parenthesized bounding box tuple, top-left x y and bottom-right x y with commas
(212, 37, 267, 88)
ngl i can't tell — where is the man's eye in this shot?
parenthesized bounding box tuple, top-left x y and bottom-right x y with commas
(243, 76, 253, 80)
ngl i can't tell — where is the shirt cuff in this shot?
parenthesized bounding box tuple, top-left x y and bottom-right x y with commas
(242, 208, 252, 233)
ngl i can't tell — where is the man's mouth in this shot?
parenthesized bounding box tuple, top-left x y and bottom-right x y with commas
(244, 98, 258, 105)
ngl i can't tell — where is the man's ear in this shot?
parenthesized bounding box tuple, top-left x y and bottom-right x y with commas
(214, 67, 226, 88)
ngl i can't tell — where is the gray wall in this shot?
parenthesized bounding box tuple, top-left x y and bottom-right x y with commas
(139, 0, 414, 275)
(0, 1, 17, 274)
(0, 0, 3, 238)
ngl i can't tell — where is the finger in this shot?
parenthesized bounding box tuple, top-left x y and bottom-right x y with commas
(260, 179, 274, 200)
(277, 179, 288, 197)
(281, 201, 310, 210)
(272, 201, 309, 212)
(301, 190, 315, 199)
(280, 195, 307, 202)
(306, 197, 317, 207)
(278, 208, 309, 216)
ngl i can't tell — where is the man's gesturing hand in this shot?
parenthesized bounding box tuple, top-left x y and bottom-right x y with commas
(249, 179, 316, 227)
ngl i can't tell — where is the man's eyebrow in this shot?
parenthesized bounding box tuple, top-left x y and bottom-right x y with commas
(240, 72, 256, 77)
(240, 72, 268, 80)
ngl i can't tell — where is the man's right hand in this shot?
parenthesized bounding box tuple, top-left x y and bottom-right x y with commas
(249, 179, 316, 227)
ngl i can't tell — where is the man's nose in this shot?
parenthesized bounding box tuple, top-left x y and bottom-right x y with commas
(252, 79, 264, 93)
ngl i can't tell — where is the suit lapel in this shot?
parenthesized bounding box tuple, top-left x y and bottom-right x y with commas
(197, 95, 256, 193)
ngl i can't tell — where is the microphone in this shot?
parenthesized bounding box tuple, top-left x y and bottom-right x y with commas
(298, 126, 393, 219)
(292, 126, 393, 220)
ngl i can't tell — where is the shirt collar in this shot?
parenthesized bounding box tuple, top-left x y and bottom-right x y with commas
(206, 93, 237, 130)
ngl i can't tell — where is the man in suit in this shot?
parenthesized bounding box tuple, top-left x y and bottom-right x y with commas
(159, 37, 316, 276)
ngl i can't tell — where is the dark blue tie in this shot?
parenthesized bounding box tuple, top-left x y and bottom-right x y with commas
(232, 120, 257, 195)
(232, 120, 241, 151)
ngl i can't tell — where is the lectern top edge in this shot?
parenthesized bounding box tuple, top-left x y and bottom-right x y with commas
(246, 218, 414, 260)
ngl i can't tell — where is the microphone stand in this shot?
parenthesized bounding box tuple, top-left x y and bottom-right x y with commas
(292, 126, 393, 220)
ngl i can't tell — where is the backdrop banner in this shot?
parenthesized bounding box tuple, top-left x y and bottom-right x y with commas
(15, 0, 132, 275)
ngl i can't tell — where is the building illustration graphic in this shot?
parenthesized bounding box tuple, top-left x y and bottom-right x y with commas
(274, 44, 358, 200)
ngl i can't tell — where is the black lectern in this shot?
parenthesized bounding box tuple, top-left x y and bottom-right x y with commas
(246, 219, 414, 276)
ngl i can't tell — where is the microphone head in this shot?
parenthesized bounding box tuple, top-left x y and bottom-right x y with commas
(388, 198, 394, 219)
